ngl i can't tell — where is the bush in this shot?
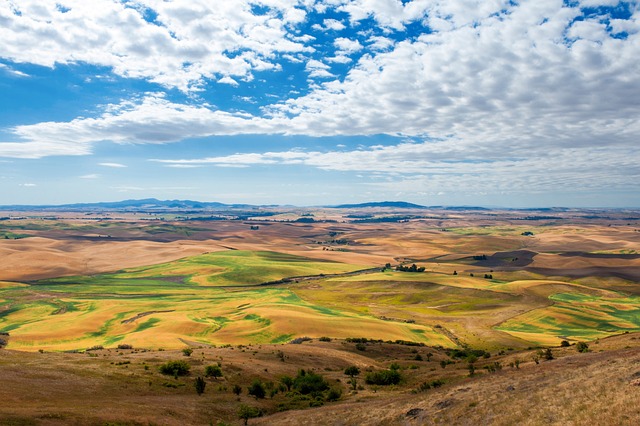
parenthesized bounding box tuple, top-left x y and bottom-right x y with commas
(344, 366, 360, 377)
(576, 341, 589, 353)
(205, 365, 223, 379)
(326, 387, 342, 401)
(232, 384, 242, 395)
(182, 348, 193, 357)
(319, 336, 332, 342)
(355, 343, 366, 351)
(159, 360, 191, 376)
(293, 369, 330, 395)
(117, 344, 133, 350)
(194, 376, 206, 395)
(248, 380, 266, 399)
(560, 340, 570, 347)
(238, 404, 262, 425)
(365, 369, 401, 386)
(85, 345, 104, 352)
(289, 336, 313, 344)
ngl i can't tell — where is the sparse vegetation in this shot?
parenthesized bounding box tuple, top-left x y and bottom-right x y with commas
(159, 360, 190, 377)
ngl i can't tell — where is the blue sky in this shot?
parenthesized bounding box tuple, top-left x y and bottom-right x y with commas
(1, 0, 639, 207)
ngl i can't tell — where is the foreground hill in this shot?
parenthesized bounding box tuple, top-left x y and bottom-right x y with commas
(0, 333, 638, 425)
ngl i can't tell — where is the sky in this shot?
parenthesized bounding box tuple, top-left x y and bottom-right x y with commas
(0, 0, 639, 207)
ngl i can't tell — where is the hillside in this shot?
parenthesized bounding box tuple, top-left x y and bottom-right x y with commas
(0, 333, 638, 425)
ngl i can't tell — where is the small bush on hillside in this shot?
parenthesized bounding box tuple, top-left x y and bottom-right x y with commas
(238, 404, 262, 425)
(205, 365, 223, 379)
(117, 343, 133, 350)
(248, 380, 266, 399)
(355, 343, 366, 351)
(232, 384, 243, 396)
(289, 336, 313, 344)
(365, 369, 401, 386)
(560, 340, 570, 347)
(576, 342, 589, 353)
(182, 348, 193, 357)
(159, 360, 190, 376)
(319, 336, 332, 342)
(293, 369, 330, 395)
(344, 366, 360, 377)
(86, 345, 104, 351)
(194, 376, 206, 395)
(326, 387, 342, 401)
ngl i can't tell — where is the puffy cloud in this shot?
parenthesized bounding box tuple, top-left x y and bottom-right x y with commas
(0, 0, 312, 91)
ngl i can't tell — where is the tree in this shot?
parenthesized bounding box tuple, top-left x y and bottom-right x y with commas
(159, 360, 190, 377)
(238, 404, 262, 425)
(248, 380, 266, 399)
(194, 376, 206, 395)
(279, 375, 293, 392)
(205, 365, 223, 380)
(576, 341, 589, 353)
(344, 366, 360, 391)
(344, 366, 360, 378)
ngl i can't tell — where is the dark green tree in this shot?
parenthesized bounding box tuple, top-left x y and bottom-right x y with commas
(194, 376, 206, 395)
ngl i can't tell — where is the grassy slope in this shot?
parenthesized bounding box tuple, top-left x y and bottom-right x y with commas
(0, 333, 638, 425)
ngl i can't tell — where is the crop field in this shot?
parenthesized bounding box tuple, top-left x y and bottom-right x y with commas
(0, 249, 449, 351)
(1, 210, 639, 352)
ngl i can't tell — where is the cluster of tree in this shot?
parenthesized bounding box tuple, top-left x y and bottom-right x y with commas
(473, 254, 488, 260)
(395, 264, 425, 272)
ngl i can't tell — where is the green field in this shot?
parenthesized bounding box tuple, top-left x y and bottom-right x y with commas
(0, 251, 452, 351)
(2, 248, 639, 351)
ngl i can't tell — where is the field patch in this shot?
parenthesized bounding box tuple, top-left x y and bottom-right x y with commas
(496, 292, 640, 345)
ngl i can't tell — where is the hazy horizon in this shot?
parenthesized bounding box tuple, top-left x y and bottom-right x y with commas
(1, 1, 639, 208)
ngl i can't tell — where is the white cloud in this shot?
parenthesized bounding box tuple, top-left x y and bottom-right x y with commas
(323, 18, 346, 31)
(334, 37, 363, 55)
(0, 0, 312, 92)
(218, 76, 240, 87)
(19, 183, 36, 187)
(99, 162, 127, 168)
(79, 174, 100, 179)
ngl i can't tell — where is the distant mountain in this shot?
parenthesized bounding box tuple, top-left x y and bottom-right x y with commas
(328, 201, 427, 209)
(0, 198, 256, 211)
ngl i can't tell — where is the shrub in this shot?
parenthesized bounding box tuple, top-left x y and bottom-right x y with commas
(232, 384, 242, 396)
(365, 369, 401, 386)
(293, 369, 330, 395)
(205, 365, 223, 379)
(238, 404, 262, 425)
(85, 345, 104, 352)
(576, 341, 589, 353)
(280, 375, 294, 392)
(355, 343, 366, 351)
(159, 360, 190, 376)
(182, 348, 193, 357)
(248, 380, 266, 399)
(117, 344, 133, 350)
(289, 336, 313, 344)
(319, 336, 332, 342)
(344, 366, 360, 377)
(560, 340, 570, 347)
(194, 376, 206, 395)
(326, 387, 342, 401)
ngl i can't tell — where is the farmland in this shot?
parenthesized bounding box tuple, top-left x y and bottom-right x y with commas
(1, 206, 640, 424)
(1, 207, 639, 352)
